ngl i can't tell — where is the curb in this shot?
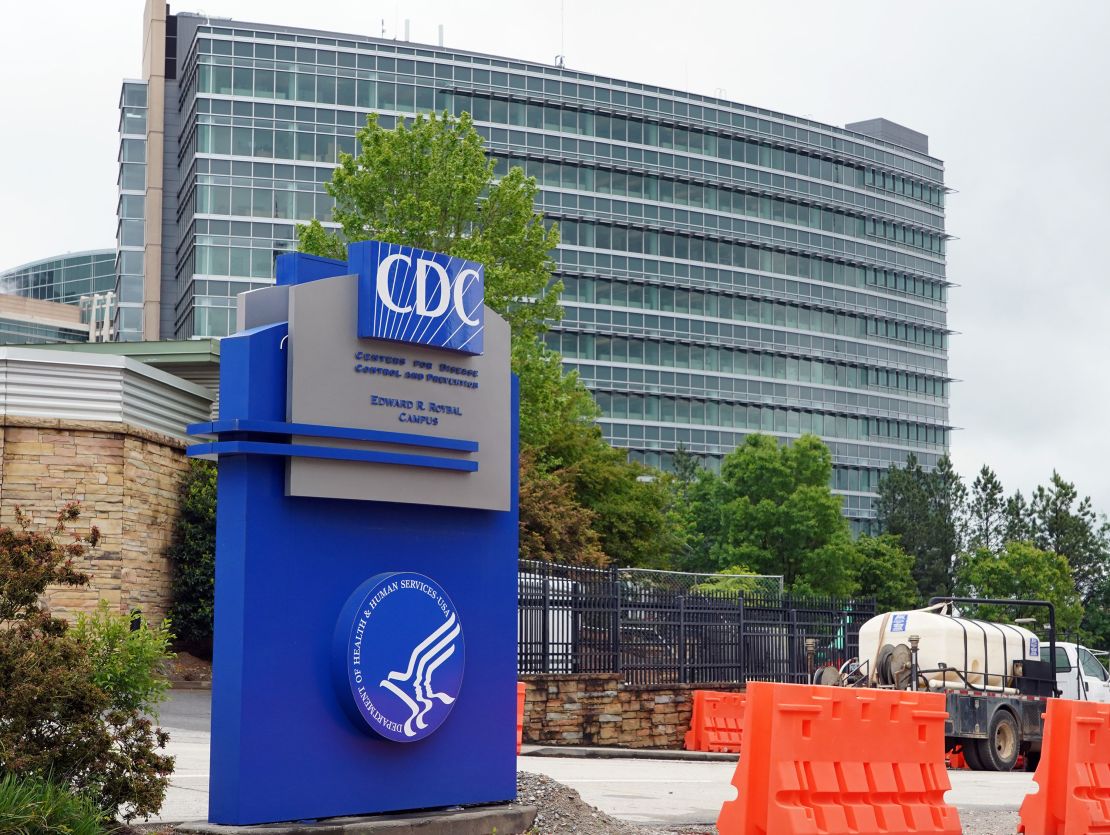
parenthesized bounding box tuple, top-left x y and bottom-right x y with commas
(170, 681, 213, 690)
(521, 745, 737, 762)
(174, 804, 537, 834)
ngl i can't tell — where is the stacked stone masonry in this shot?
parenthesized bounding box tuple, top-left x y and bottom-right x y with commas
(0, 417, 191, 622)
(520, 673, 745, 749)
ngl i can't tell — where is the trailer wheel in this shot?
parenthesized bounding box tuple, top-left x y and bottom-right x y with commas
(976, 710, 1019, 772)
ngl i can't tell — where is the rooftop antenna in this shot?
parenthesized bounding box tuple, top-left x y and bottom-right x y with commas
(404, 19, 410, 41)
(380, 18, 386, 38)
(438, 24, 444, 46)
(556, 0, 566, 67)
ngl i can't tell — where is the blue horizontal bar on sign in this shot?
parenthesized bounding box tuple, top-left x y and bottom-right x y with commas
(185, 440, 479, 472)
(186, 419, 478, 453)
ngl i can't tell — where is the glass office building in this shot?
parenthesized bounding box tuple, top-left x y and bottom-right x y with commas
(0, 250, 116, 306)
(123, 1, 951, 527)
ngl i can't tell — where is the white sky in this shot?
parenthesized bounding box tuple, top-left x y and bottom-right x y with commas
(2, 0, 1109, 515)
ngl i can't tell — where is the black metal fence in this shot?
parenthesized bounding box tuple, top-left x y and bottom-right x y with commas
(518, 559, 876, 686)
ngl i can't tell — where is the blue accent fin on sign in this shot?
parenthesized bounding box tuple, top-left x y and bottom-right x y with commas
(186, 418, 479, 453)
(187, 440, 478, 472)
(219, 322, 288, 422)
(275, 252, 349, 286)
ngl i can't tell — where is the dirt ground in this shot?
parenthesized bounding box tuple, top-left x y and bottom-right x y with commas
(165, 651, 212, 683)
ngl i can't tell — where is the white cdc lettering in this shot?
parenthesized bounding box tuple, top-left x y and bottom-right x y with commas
(376, 254, 479, 326)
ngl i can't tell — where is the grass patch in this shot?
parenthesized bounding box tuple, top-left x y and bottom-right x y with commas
(0, 772, 115, 835)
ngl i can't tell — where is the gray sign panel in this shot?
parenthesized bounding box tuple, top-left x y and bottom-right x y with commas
(282, 274, 510, 511)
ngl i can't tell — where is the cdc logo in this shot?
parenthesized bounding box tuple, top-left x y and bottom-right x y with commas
(352, 240, 484, 355)
(333, 571, 465, 742)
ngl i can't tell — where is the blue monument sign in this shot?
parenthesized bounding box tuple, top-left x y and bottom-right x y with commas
(187, 240, 518, 825)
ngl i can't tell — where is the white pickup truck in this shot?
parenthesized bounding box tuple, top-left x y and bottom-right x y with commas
(1043, 641, 1110, 702)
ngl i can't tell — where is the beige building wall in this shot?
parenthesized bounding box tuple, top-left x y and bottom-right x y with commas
(0, 418, 192, 622)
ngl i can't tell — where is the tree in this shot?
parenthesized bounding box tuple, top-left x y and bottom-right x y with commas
(1028, 472, 1110, 601)
(1003, 489, 1033, 543)
(876, 454, 965, 600)
(513, 337, 599, 459)
(0, 504, 173, 821)
(712, 434, 857, 595)
(968, 465, 1005, 552)
(518, 447, 606, 567)
(955, 541, 1083, 634)
(555, 437, 685, 569)
(853, 535, 921, 612)
(671, 444, 701, 495)
(167, 459, 217, 655)
(299, 110, 561, 340)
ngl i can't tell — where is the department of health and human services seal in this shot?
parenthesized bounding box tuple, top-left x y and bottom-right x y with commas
(333, 571, 464, 742)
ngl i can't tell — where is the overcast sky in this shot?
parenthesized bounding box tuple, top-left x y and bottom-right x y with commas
(2, 0, 1108, 515)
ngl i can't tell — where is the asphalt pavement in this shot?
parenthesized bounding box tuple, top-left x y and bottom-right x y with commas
(151, 689, 1039, 827)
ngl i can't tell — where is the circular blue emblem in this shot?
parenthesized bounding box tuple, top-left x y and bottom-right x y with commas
(334, 572, 464, 742)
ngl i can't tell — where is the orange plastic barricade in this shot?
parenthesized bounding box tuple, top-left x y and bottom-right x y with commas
(1018, 699, 1110, 834)
(516, 682, 527, 755)
(717, 682, 960, 835)
(684, 690, 746, 753)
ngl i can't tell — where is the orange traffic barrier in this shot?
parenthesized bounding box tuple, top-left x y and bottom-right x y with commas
(516, 682, 527, 755)
(684, 690, 745, 753)
(1018, 699, 1110, 834)
(717, 682, 960, 834)
(946, 747, 968, 770)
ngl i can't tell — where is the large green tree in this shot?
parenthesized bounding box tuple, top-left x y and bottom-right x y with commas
(711, 434, 857, 595)
(299, 111, 561, 340)
(853, 534, 921, 612)
(955, 541, 1083, 634)
(876, 454, 966, 599)
(968, 465, 1005, 553)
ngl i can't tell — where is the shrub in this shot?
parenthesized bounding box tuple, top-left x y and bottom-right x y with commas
(69, 601, 174, 717)
(0, 503, 174, 822)
(0, 772, 113, 835)
(167, 459, 216, 654)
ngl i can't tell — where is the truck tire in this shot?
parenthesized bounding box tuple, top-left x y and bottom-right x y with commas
(962, 741, 984, 770)
(1024, 749, 1041, 772)
(976, 709, 1019, 772)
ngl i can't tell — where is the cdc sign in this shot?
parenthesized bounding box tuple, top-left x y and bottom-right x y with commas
(353, 241, 484, 355)
(187, 240, 517, 825)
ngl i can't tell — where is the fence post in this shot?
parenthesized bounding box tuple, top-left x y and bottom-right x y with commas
(678, 593, 688, 684)
(541, 574, 550, 674)
(737, 593, 745, 685)
(611, 566, 621, 679)
(788, 606, 799, 683)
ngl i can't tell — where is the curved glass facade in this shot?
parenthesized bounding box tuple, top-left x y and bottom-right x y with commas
(127, 7, 951, 526)
(0, 250, 116, 306)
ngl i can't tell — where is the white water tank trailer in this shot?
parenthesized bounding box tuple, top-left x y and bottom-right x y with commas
(857, 606, 1040, 693)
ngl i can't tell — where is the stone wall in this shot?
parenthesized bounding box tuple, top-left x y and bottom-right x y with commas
(520, 673, 746, 749)
(0, 417, 192, 622)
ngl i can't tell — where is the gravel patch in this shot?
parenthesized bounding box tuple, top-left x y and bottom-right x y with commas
(958, 807, 1021, 835)
(512, 771, 714, 834)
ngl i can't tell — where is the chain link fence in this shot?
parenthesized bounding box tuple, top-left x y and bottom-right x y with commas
(518, 559, 876, 686)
